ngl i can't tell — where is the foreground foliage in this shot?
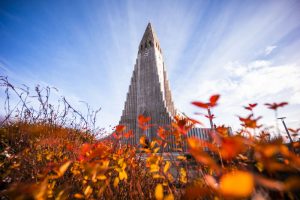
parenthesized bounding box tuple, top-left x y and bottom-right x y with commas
(0, 78, 300, 199)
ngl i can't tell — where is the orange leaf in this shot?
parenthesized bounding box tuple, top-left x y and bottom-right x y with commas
(74, 193, 84, 199)
(157, 127, 166, 140)
(164, 193, 174, 200)
(219, 171, 254, 197)
(220, 136, 247, 160)
(58, 161, 72, 177)
(187, 138, 220, 172)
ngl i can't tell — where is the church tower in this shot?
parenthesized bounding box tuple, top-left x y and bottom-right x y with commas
(119, 23, 177, 145)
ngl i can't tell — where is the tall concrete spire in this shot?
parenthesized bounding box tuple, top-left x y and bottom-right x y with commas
(117, 23, 215, 152)
(119, 23, 177, 146)
(138, 23, 160, 53)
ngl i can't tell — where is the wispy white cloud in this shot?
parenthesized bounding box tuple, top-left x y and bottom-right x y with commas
(178, 58, 300, 132)
(265, 45, 277, 55)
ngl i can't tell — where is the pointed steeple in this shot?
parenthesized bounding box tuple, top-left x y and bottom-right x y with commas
(120, 22, 175, 146)
(139, 22, 161, 53)
(117, 23, 212, 152)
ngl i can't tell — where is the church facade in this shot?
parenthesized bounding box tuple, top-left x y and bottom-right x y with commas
(119, 23, 211, 150)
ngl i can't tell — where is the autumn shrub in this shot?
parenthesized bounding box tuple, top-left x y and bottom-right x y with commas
(1, 77, 300, 200)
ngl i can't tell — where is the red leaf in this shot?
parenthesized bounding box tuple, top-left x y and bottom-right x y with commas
(209, 94, 220, 107)
(238, 114, 262, 129)
(138, 115, 151, 130)
(191, 101, 209, 109)
(113, 132, 122, 139)
(81, 143, 91, 155)
(216, 125, 229, 136)
(138, 115, 151, 124)
(278, 102, 288, 107)
(192, 94, 220, 109)
(172, 116, 199, 135)
(288, 128, 300, 134)
(115, 125, 126, 133)
(188, 118, 204, 126)
(244, 103, 257, 111)
(124, 130, 133, 138)
(204, 114, 215, 120)
(264, 102, 288, 110)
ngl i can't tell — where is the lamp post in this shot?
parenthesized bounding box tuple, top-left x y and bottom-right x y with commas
(278, 117, 293, 143)
(278, 117, 295, 152)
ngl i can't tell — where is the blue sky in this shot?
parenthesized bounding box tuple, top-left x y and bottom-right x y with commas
(1, 0, 300, 134)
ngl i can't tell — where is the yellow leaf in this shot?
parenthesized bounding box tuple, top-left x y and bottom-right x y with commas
(102, 160, 110, 168)
(150, 141, 157, 149)
(164, 193, 174, 200)
(153, 147, 160, 153)
(113, 177, 119, 188)
(167, 173, 174, 182)
(122, 162, 127, 170)
(58, 161, 72, 177)
(97, 174, 107, 180)
(155, 184, 164, 200)
(163, 161, 171, 173)
(153, 174, 164, 179)
(177, 155, 186, 161)
(119, 169, 128, 180)
(37, 154, 42, 161)
(56, 190, 64, 199)
(150, 164, 160, 173)
(141, 148, 152, 153)
(84, 185, 93, 197)
(163, 181, 168, 186)
(255, 162, 264, 172)
(118, 158, 124, 166)
(180, 168, 187, 183)
(219, 171, 254, 197)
